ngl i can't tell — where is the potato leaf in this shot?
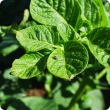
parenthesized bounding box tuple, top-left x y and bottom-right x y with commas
(16, 25, 60, 52)
(30, 0, 83, 41)
(83, 27, 110, 68)
(87, 90, 105, 110)
(11, 52, 46, 79)
(7, 97, 59, 110)
(47, 41, 88, 79)
(78, 0, 100, 27)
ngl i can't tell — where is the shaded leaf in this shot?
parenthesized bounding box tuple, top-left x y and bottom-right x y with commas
(80, 94, 92, 109)
(0, 34, 19, 56)
(0, 44, 19, 56)
(53, 89, 72, 108)
(25, 21, 37, 28)
(3, 68, 18, 82)
(87, 90, 105, 110)
(7, 97, 59, 110)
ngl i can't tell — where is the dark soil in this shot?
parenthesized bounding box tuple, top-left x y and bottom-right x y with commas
(25, 88, 46, 97)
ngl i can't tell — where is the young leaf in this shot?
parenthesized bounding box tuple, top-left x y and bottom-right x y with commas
(11, 52, 46, 79)
(16, 25, 60, 52)
(18, 9, 30, 29)
(78, 0, 100, 27)
(47, 41, 88, 79)
(83, 27, 110, 68)
(30, 0, 83, 41)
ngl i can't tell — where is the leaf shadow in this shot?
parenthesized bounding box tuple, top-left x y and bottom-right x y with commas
(9, 99, 31, 110)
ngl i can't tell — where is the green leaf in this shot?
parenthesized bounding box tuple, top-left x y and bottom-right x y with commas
(78, 0, 100, 27)
(18, 9, 30, 29)
(80, 15, 92, 33)
(0, 26, 4, 34)
(47, 41, 88, 79)
(3, 68, 18, 82)
(53, 89, 72, 108)
(25, 21, 37, 28)
(83, 27, 110, 68)
(57, 23, 77, 41)
(80, 94, 92, 109)
(7, 97, 59, 110)
(45, 72, 53, 97)
(0, 44, 19, 56)
(11, 52, 46, 79)
(0, 92, 25, 107)
(0, 34, 19, 56)
(71, 103, 82, 110)
(93, 0, 108, 26)
(87, 90, 105, 110)
(30, 0, 82, 41)
(30, 0, 82, 29)
(16, 25, 60, 52)
(1, 26, 12, 35)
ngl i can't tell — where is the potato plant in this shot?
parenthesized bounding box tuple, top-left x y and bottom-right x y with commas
(0, 0, 110, 110)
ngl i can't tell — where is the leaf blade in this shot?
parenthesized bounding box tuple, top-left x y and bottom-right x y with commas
(7, 97, 59, 110)
(30, 0, 82, 41)
(83, 27, 110, 68)
(11, 52, 45, 79)
(78, 0, 100, 27)
(47, 41, 88, 79)
(16, 25, 60, 52)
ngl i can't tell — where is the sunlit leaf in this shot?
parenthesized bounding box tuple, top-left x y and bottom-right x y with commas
(47, 41, 88, 79)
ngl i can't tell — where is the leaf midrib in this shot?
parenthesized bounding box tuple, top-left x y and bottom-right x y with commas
(18, 36, 61, 49)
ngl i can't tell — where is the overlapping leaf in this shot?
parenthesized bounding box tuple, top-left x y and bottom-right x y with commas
(78, 0, 100, 27)
(83, 27, 110, 68)
(47, 41, 88, 79)
(30, 0, 83, 41)
(93, 0, 108, 26)
(16, 25, 60, 52)
(84, 30, 110, 84)
(11, 52, 46, 79)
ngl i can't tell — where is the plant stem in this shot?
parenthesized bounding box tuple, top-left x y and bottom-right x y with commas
(67, 68, 107, 110)
(67, 80, 87, 110)
(95, 68, 107, 81)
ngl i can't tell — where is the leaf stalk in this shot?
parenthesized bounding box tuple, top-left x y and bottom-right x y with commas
(67, 79, 87, 110)
(95, 68, 107, 81)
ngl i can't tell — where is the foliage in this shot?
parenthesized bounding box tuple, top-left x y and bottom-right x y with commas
(0, 0, 110, 110)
